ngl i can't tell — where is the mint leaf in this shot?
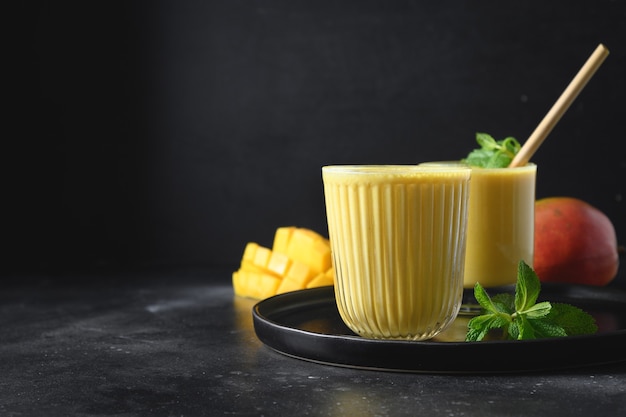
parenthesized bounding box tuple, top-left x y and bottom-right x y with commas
(516, 314, 537, 340)
(521, 301, 552, 319)
(462, 132, 521, 168)
(465, 260, 598, 342)
(527, 318, 568, 338)
(515, 260, 541, 312)
(466, 313, 510, 342)
(475, 132, 500, 150)
(507, 320, 521, 340)
(473, 282, 498, 313)
(545, 303, 598, 336)
(491, 292, 515, 313)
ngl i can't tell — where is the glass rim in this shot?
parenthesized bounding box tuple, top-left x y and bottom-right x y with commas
(322, 164, 472, 175)
(418, 161, 536, 171)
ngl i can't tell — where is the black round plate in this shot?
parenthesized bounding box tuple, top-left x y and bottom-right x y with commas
(252, 284, 626, 373)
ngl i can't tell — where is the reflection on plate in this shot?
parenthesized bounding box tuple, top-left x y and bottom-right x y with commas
(252, 285, 626, 373)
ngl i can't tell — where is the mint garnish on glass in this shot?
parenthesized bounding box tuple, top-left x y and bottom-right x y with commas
(466, 260, 598, 341)
(462, 132, 521, 168)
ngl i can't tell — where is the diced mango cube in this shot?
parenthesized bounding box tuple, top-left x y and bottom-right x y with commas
(276, 278, 303, 294)
(253, 245, 272, 269)
(239, 242, 276, 275)
(272, 226, 295, 255)
(276, 227, 331, 274)
(233, 269, 281, 300)
(307, 267, 335, 288)
(267, 251, 291, 277)
(284, 260, 315, 286)
(241, 242, 259, 263)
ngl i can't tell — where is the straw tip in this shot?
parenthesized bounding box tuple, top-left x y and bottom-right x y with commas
(597, 43, 610, 55)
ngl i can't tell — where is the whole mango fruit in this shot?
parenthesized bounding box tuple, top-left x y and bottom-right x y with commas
(534, 197, 619, 286)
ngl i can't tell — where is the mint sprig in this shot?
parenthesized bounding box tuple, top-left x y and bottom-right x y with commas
(466, 260, 598, 341)
(462, 132, 521, 168)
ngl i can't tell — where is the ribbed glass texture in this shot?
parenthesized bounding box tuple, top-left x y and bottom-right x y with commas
(323, 166, 470, 341)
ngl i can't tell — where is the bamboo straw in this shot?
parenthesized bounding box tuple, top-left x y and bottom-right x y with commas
(509, 44, 609, 168)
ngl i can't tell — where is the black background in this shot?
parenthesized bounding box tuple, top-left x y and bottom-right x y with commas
(7, 1, 626, 282)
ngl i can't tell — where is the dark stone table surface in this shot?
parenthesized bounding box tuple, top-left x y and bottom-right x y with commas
(1, 268, 625, 416)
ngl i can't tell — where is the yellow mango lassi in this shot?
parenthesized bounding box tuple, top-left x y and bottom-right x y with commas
(420, 162, 536, 288)
(322, 165, 471, 341)
(464, 164, 536, 288)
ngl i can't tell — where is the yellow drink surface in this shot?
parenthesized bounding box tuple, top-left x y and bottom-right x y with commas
(322, 166, 470, 341)
(464, 164, 536, 287)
